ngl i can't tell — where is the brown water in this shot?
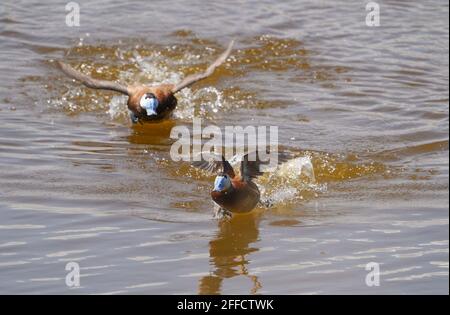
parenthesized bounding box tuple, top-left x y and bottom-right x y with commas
(0, 0, 448, 294)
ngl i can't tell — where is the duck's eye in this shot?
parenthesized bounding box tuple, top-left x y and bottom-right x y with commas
(140, 93, 159, 116)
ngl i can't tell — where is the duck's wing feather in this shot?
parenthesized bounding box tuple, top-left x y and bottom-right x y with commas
(57, 61, 129, 95)
(172, 40, 234, 94)
(192, 152, 235, 178)
(240, 150, 291, 181)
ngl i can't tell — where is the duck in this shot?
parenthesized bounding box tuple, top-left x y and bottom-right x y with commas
(193, 151, 289, 218)
(57, 40, 234, 123)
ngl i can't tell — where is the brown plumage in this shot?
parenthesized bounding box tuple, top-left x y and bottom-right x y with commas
(57, 40, 234, 123)
(211, 179, 261, 214)
(125, 84, 177, 122)
(193, 152, 290, 216)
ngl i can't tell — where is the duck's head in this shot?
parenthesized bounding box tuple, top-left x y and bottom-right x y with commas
(139, 92, 159, 116)
(213, 173, 232, 192)
(127, 85, 177, 122)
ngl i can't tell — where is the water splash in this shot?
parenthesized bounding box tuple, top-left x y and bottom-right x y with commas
(107, 95, 128, 120)
(46, 34, 346, 122)
(130, 51, 182, 85)
(175, 86, 224, 120)
(259, 156, 326, 207)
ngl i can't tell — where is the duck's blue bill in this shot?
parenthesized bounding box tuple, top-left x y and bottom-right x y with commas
(214, 175, 228, 192)
(141, 97, 159, 116)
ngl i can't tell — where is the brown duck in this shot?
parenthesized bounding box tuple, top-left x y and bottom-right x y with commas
(193, 151, 289, 217)
(57, 41, 234, 123)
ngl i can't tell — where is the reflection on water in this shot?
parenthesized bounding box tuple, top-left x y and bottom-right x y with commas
(199, 212, 262, 295)
(127, 121, 176, 147)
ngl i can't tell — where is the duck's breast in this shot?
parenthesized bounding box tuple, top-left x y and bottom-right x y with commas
(211, 180, 260, 213)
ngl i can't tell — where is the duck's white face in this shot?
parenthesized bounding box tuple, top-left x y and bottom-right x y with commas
(213, 174, 232, 192)
(139, 93, 159, 116)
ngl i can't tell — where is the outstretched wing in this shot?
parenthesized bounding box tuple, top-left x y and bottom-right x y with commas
(172, 40, 234, 93)
(57, 61, 129, 95)
(240, 150, 291, 182)
(192, 152, 235, 178)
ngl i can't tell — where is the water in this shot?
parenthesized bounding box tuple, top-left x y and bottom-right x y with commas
(0, 0, 448, 294)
